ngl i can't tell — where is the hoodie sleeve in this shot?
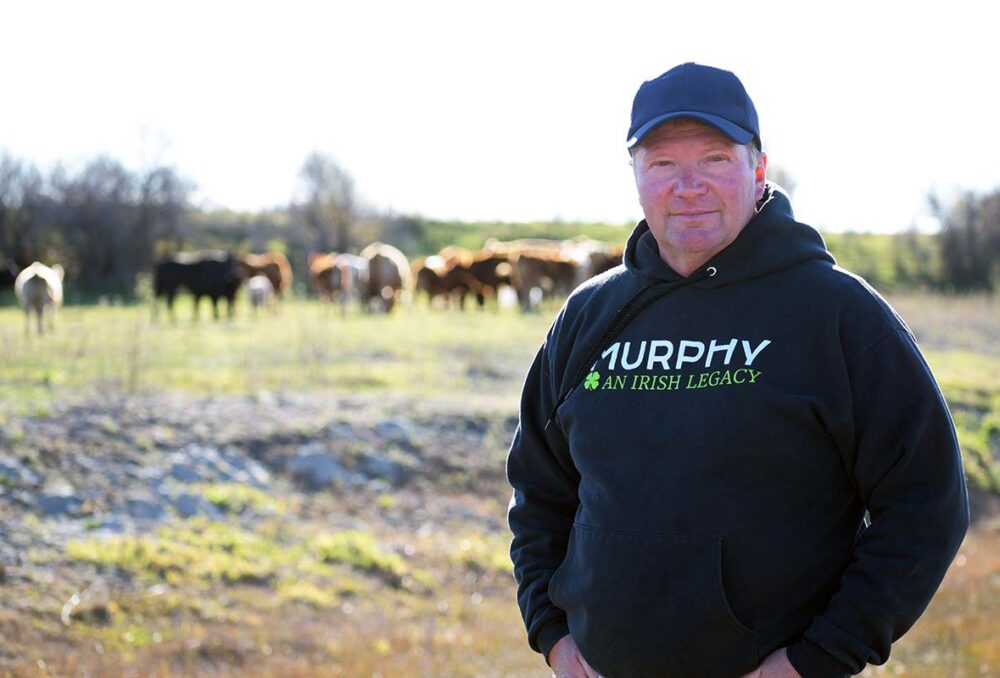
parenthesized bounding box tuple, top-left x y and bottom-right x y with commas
(787, 328, 970, 677)
(506, 332, 581, 661)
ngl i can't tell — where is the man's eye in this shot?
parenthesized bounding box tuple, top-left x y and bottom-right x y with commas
(706, 155, 728, 162)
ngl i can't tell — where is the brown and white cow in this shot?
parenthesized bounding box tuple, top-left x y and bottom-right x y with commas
(412, 255, 483, 310)
(308, 252, 369, 315)
(359, 242, 410, 313)
(420, 245, 515, 309)
(484, 237, 624, 310)
(510, 248, 579, 310)
(239, 252, 293, 299)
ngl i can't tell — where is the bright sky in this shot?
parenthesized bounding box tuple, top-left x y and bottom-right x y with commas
(3, 1, 998, 233)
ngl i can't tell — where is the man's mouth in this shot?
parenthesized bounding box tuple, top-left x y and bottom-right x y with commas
(672, 209, 716, 217)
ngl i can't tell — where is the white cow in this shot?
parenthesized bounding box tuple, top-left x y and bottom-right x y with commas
(246, 274, 274, 314)
(14, 262, 65, 335)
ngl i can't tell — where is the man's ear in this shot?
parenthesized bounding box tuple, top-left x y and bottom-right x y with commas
(755, 151, 768, 199)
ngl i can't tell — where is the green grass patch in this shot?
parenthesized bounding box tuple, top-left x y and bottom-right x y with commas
(66, 520, 286, 586)
(199, 483, 288, 515)
(447, 534, 513, 575)
(953, 413, 1000, 494)
(924, 350, 1000, 495)
(927, 350, 1000, 398)
(312, 530, 408, 587)
(274, 579, 339, 609)
(67, 520, 424, 594)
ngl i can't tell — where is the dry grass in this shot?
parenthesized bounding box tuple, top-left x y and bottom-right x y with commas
(886, 292, 1000, 357)
(862, 521, 1000, 677)
(0, 298, 553, 409)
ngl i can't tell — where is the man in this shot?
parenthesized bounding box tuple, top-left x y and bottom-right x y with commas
(506, 63, 969, 678)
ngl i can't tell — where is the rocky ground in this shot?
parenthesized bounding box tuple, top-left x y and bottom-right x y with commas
(0, 391, 515, 532)
(0, 390, 538, 677)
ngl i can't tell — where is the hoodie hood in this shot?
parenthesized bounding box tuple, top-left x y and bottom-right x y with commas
(624, 183, 835, 286)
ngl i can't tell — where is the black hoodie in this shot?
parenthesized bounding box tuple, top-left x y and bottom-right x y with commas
(506, 185, 969, 678)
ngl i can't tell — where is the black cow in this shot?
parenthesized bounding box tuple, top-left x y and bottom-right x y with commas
(0, 260, 19, 292)
(153, 250, 244, 321)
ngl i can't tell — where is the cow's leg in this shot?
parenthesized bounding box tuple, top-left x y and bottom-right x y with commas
(517, 286, 530, 312)
(193, 295, 202, 322)
(36, 306, 44, 336)
(167, 292, 177, 323)
(209, 296, 219, 321)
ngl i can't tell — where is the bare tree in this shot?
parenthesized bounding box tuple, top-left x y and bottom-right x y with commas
(892, 228, 938, 290)
(52, 156, 137, 290)
(938, 189, 1000, 292)
(139, 166, 192, 257)
(0, 154, 54, 266)
(1, 151, 193, 296)
(294, 152, 355, 253)
(48, 158, 192, 294)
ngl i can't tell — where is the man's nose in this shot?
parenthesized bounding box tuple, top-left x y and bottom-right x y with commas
(673, 167, 708, 196)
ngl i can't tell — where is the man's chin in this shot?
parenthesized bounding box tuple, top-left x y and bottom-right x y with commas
(668, 230, 725, 253)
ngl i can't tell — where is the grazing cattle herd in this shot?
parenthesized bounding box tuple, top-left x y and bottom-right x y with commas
(1, 236, 624, 333)
(411, 237, 622, 311)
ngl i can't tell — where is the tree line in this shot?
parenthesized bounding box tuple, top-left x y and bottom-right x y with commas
(2, 150, 998, 298)
(0, 151, 406, 299)
(0, 154, 189, 295)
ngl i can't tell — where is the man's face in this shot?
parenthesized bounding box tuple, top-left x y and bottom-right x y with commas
(632, 119, 766, 274)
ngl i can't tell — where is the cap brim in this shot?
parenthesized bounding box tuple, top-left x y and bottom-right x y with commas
(627, 111, 755, 149)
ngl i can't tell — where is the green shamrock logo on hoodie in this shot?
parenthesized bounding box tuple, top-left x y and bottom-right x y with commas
(584, 371, 600, 391)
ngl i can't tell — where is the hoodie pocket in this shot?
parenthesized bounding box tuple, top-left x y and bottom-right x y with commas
(549, 524, 757, 678)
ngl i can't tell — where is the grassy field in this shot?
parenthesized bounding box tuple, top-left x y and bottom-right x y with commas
(0, 298, 552, 408)
(0, 292, 998, 676)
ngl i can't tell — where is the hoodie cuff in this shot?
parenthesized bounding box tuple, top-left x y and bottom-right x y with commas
(536, 619, 571, 665)
(786, 637, 852, 678)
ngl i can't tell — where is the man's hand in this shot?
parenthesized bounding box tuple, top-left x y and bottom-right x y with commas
(740, 647, 802, 678)
(547, 634, 600, 678)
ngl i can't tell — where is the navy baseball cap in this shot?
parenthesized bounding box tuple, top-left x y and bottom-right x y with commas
(627, 63, 760, 150)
